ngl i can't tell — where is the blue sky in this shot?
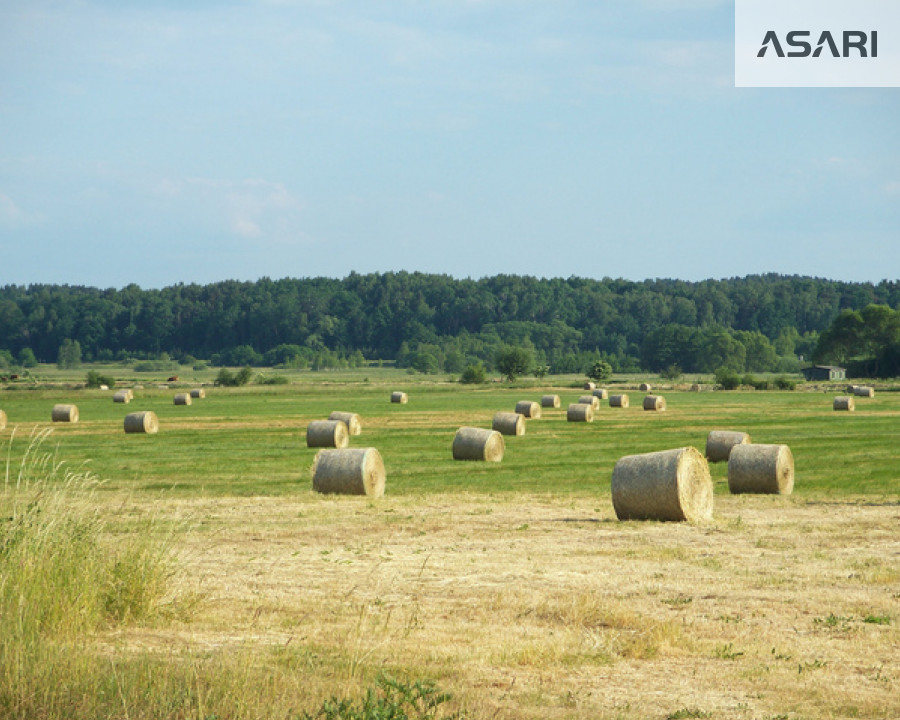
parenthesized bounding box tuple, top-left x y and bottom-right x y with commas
(1, 0, 898, 288)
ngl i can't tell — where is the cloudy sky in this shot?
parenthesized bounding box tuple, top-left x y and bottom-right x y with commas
(1, 0, 898, 288)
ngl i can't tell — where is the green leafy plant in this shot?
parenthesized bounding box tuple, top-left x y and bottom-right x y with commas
(300, 675, 463, 719)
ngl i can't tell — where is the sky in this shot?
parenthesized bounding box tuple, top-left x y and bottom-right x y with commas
(1, 0, 898, 289)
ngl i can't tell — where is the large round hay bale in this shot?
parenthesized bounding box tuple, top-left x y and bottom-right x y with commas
(390, 391, 408, 404)
(0, 409, 6, 431)
(853, 386, 875, 398)
(493, 412, 525, 436)
(124, 411, 159, 434)
(705, 430, 751, 463)
(639, 383, 652, 392)
(584, 381, 596, 391)
(173, 393, 192, 406)
(566, 403, 593, 422)
(514, 400, 541, 419)
(452, 427, 504, 462)
(578, 395, 600, 410)
(328, 411, 362, 436)
(540, 394, 560, 408)
(833, 396, 855, 411)
(728, 443, 794, 495)
(113, 389, 132, 404)
(312, 447, 385, 497)
(51, 404, 79, 423)
(306, 420, 350, 448)
(592, 388, 609, 400)
(190, 388, 206, 399)
(609, 394, 629, 408)
(611, 446, 713, 523)
(642, 395, 666, 411)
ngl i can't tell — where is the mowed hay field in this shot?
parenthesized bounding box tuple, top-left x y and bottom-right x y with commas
(1, 376, 898, 719)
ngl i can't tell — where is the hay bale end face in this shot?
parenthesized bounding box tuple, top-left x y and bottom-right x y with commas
(609, 394, 629, 408)
(190, 388, 206, 399)
(611, 446, 713, 523)
(307, 420, 350, 449)
(642, 395, 666, 411)
(515, 400, 541, 419)
(0, 409, 6, 431)
(728, 443, 794, 495)
(566, 403, 594, 422)
(328, 411, 362, 436)
(113, 390, 132, 404)
(173, 393, 192, 406)
(493, 411, 525, 436)
(540, 394, 560, 408)
(578, 395, 600, 410)
(452, 427, 505, 462)
(51, 404, 79, 423)
(833, 396, 855, 411)
(390, 391, 408, 404)
(312, 447, 385, 497)
(592, 388, 609, 400)
(639, 383, 652, 392)
(124, 411, 159, 434)
(705, 430, 751, 463)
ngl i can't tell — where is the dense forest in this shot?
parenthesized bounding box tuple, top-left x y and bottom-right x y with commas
(1, 273, 899, 377)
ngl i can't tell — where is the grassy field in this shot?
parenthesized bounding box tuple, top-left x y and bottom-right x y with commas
(1, 369, 898, 719)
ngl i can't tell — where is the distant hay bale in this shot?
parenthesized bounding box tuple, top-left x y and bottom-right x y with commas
(642, 395, 666, 411)
(124, 411, 159, 434)
(846, 384, 859, 394)
(452, 427, 505, 462)
(312, 447, 385, 497)
(328, 411, 362, 436)
(584, 381, 596, 390)
(611, 446, 713, 523)
(51, 404, 79, 423)
(113, 389, 132, 404)
(540, 394, 560, 408)
(0, 409, 6, 431)
(493, 412, 525, 436)
(578, 395, 600, 410)
(833, 396, 855, 411)
(639, 383, 652, 392)
(515, 400, 541, 419)
(728, 444, 794, 495)
(306, 420, 350, 448)
(190, 388, 206, 399)
(853, 386, 875, 398)
(690, 384, 702, 392)
(609, 394, 629, 408)
(173, 393, 192, 406)
(592, 388, 609, 400)
(705, 430, 751, 463)
(566, 403, 594, 422)
(390, 391, 408, 404)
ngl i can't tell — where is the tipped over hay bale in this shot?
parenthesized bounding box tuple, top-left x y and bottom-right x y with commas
(611, 446, 713, 522)
(705, 430, 751, 463)
(728, 443, 794, 495)
(540, 394, 560, 408)
(0, 409, 6, 431)
(452, 427, 504, 462)
(307, 420, 349, 448)
(609, 394, 629, 408)
(578, 395, 600, 410)
(853, 386, 875, 398)
(113, 389, 132, 404)
(493, 412, 525, 436)
(312, 447, 385, 497)
(642, 395, 666, 411)
(173, 393, 192, 406)
(390, 391, 408, 404)
(51, 404, 79, 423)
(328, 411, 362, 436)
(833, 396, 855, 411)
(190, 388, 206, 399)
(124, 411, 159, 434)
(584, 381, 596, 390)
(566, 403, 594, 422)
(639, 383, 652, 392)
(592, 388, 609, 400)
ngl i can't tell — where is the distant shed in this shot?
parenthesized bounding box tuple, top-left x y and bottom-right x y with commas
(801, 365, 846, 381)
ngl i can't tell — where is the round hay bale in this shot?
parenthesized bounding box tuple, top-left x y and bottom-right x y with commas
(173, 393, 192, 406)
(190, 388, 206, 399)
(390, 391, 408, 404)
(51, 404, 79, 423)
(113, 390, 132, 404)
(609, 394, 629, 408)
(540, 394, 560, 408)
(452, 427, 504, 462)
(639, 383, 652, 392)
(566, 403, 594, 422)
(578, 395, 600, 410)
(728, 444, 794, 495)
(328, 411, 362, 436)
(833, 396, 855, 411)
(642, 395, 666, 411)
(690, 384, 702, 392)
(514, 400, 541, 419)
(853, 386, 875, 398)
(124, 411, 159, 434)
(705, 430, 751, 463)
(611, 446, 713, 523)
(592, 388, 609, 400)
(493, 412, 525, 436)
(306, 420, 350, 449)
(846, 384, 859, 394)
(584, 381, 596, 390)
(312, 447, 385, 497)
(0, 409, 6, 431)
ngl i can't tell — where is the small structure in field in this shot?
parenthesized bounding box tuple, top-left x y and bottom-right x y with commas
(802, 365, 846, 381)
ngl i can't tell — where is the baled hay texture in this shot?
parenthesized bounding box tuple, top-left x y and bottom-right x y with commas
(390, 391, 408, 404)
(514, 400, 541, 419)
(113, 390, 132, 404)
(312, 447, 385, 497)
(51, 404, 79, 423)
(173, 393, 192, 406)
(578, 395, 600, 410)
(611, 446, 713, 523)
(728, 443, 794, 495)
(639, 383, 652, 392)
(306, 420, 349, 449)
(452, 426, 505, 462)
(854, 386, 875, 398)
(690, 384, 702, 392)
(642, 395, 666, 411)
(583, 381, 596, 390)
(328, 411, 362, 436)
(124, 411, 159, 434)
(0, 409, 6, 431)
(492, 411, 525, 436)
(609, 394, 629, 408)
(540, 394, 560, 408)
(592, 388, 609, 400)
(190, 388, 206, 399)
(705, 430, 751, 463)
(566, 403, 594, 422)
(833, 396, 855, 411)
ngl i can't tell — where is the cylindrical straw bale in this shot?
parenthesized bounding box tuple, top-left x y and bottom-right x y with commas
(0, 409, 6, 431)
(567, 403, 594, 422)
(592, 388, 609, 400)
(846, 384, 858, 394)
(728, 444, 794, 495)
(690, 384, 702, 392)
(705, 430, 750, 463)
(540, 394, 560, 408)
(853, 386, 875, 398)
(515, 400, 541, 419)
(51, 404, 79, 423)
(493, 412, 525, 436)
(642, 395, 666, 411)
(611, 446, 713, 522)
(452, 427, 505, 462)
(173, 393, 192, 406)
(578, 395, 600, 410)
(609, 394, 629, 408)
(124, 411, 159, 434)
(190, 388, 206, 399)
(390, 391, 408, 404)
(307, 420, 349, 449)
(312, 447, 385, 497)
(328, 411, 362, 435)
(584, 381, 596, 390)
(113, 390, 132, 404)
(833, 396, 855, 411)
(639, 383, 652, 392)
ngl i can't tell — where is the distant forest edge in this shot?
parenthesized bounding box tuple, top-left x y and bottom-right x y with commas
(2, 272, 900, 378)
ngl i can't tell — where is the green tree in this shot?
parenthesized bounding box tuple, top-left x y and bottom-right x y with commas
(495, 345, 533, 382)
(459, 362, 486, 384)
(18, 348, 37, 368)
(57, 339, 82, 369)
(587, 360, 613, 383)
